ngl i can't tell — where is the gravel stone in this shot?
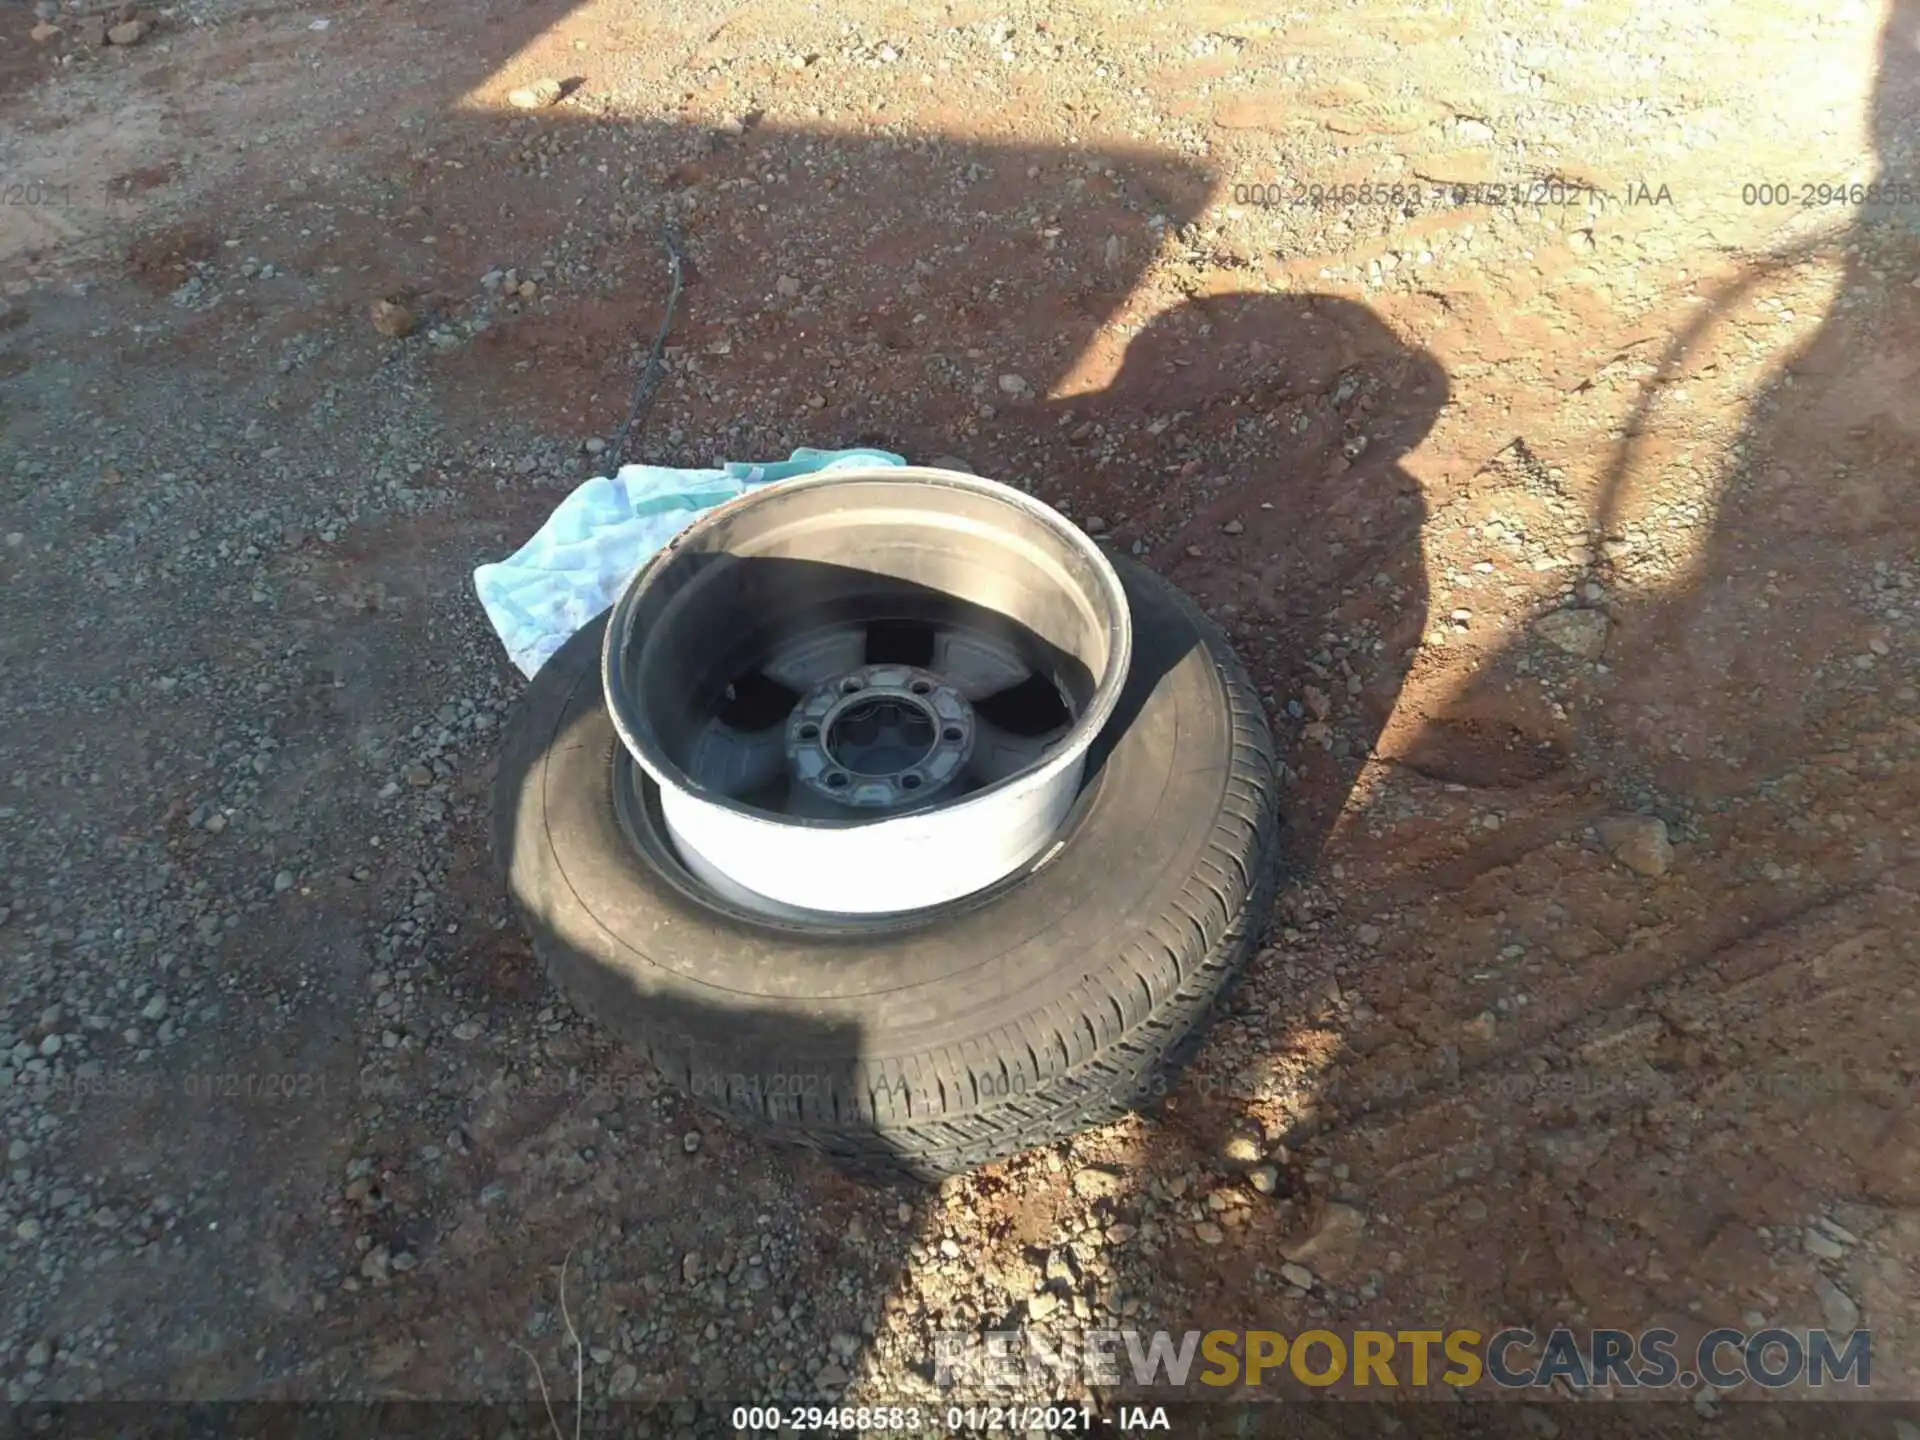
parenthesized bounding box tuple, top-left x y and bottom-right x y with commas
(1596, 815, 1674, 877)
(1813, 1276, 1860, 1333)
(1534, 608, 1611, 658)
(1803, 1230, 1846, 1261)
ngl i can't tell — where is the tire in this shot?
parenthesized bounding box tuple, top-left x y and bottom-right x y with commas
(493, 553, 1280, 1182)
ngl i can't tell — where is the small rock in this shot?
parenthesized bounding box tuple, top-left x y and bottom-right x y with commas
(1195, 1221, 1225, 1245)
(202, 812, 228, 835)
(1803, 1230, 1845, 1261)
(1248, 1165, 1279, 1195)
(1105, 1223, 1138, 1244)
(106, 18, 148, 44)
(1084, 516, 1108, 534)
(1071, 1166, 1123, 1200)
(583, 437, 607, 456)
(775, 275, 802, 298)
(451, 1020, 482, 1042)
(1818, 1216, 1862, 1246)
(273, 870, 295, 893)
(24, 1342, 50, 1369)
(1220, 1130, 1264, 1167)
(1222, 519, 1245, 536)
(508, 78, 564, 110)
(1285, 1202, 1367, 1268)
(1280, 1261, 1315, 1290)
(938, 1238, 961, 1259)
(681, 1252, 701, 1284)
(1027, 1291, 1060, 1321)
(681, 1131, 701, 1154)
(1519, 1408, 1561, 1439)
(1596, 815, 1673, 878)
(369, 300, 416, 339)
(997, 373, 1028, 396)
(926, 454, 975, 474)
(1812, 1275, 1860, 1332)
(30, 22, 61, 41)
(404, 764, 433, 788)
(1534, 607, 1610, 659)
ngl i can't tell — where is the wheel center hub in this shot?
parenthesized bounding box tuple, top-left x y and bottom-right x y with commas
(786, 664, 975, 809)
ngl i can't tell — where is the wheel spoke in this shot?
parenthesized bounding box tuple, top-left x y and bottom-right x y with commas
(966, 716, 1068, 787)
(687, 722, 789, 798)
(929, 627, 1032, 700)
(759, 629, 868, 690)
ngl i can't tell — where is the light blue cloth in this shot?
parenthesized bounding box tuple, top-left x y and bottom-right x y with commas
(475, 447, 906, 678)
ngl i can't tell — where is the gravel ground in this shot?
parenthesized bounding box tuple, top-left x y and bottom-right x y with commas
(1, 0, 1918, 1421)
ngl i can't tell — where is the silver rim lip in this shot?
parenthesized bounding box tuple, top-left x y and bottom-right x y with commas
(600, 465, 1133, 840)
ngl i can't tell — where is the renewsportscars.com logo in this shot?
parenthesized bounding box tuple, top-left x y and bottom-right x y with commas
(935, 1326, 1872, 1392)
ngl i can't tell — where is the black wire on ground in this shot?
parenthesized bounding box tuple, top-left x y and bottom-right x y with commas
(614, 220, 687, 465)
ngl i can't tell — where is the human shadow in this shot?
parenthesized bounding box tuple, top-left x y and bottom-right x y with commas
(1099, 0, 1920, 1419)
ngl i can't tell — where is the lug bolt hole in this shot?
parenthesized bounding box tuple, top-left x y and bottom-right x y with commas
(942, 726, 963, 743)
(825, 772, 849, 788)
(909, 679, 933, 695)
(840, 677, 864, 694)
(798, 723, 820, 741)
(901, 774, 922, 790)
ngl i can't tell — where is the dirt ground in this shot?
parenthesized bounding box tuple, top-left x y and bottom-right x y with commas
(2, 0, 1918, 1424)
